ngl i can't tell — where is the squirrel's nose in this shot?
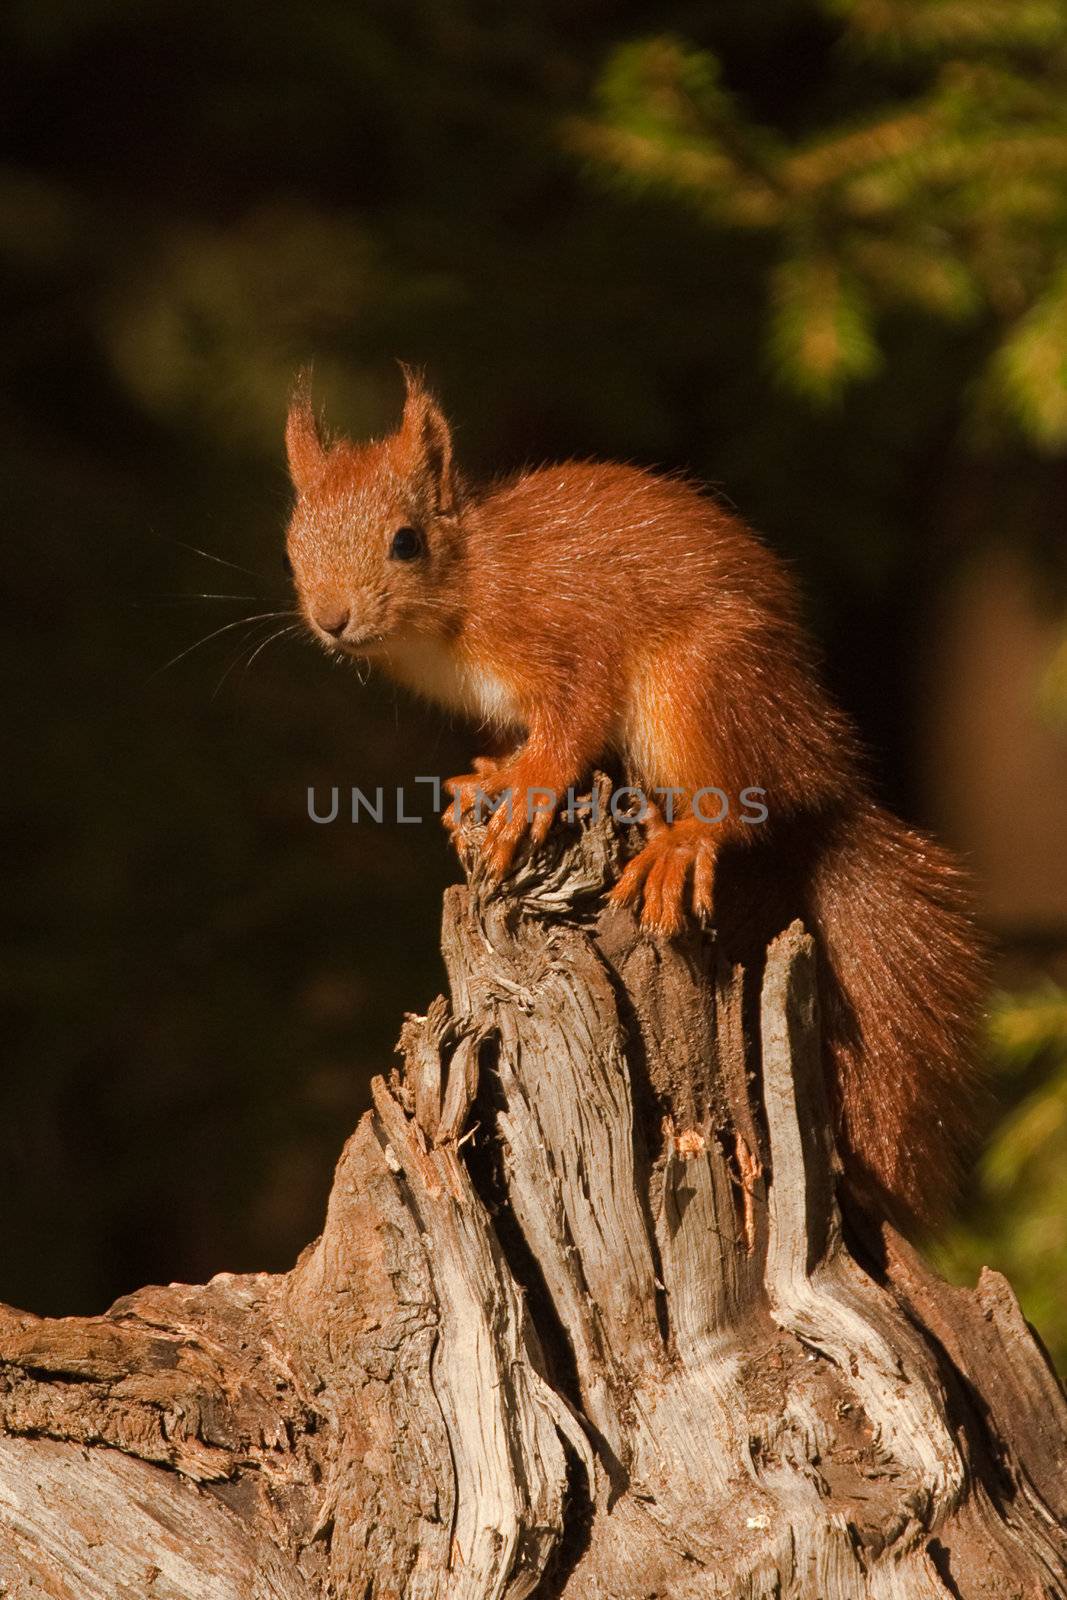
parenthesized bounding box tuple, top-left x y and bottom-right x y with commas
(313, 604, 350, 638)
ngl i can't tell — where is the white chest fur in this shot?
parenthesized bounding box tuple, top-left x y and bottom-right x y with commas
(381, 637, 521, 727)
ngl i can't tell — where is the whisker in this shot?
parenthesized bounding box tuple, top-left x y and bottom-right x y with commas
(146, 610, 297, 682)
(150, 531, 271, 582)
(244, 622, 304, 673)
(210, 618, 286, 700)
(212, 621, 306, 700)
(133, 593, 262, 605)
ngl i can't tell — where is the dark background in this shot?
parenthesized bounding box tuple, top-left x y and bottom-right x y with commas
(3, 1, 1066, 1358)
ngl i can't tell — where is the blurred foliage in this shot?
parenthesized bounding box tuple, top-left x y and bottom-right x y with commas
(937, 986, 1067, 1368)
(575, 5, 1067, 438)
(1, 0, 1065, 1363)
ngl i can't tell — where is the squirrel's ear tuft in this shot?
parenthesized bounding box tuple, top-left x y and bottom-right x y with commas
(399, 364, 457, 515)
(285, 372, 326, 497)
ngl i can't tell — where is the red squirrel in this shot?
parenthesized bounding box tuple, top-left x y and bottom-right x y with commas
(284, 369, 986, 1230)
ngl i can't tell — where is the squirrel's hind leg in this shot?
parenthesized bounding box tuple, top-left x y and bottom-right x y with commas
(609, 813, 717, 936)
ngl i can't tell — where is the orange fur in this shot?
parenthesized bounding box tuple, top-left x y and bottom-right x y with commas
(284, 372, 987, 1230)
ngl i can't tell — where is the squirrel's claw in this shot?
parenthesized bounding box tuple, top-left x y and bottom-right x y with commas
(479, 792, 556, 880)
(444, 753, 568, 878)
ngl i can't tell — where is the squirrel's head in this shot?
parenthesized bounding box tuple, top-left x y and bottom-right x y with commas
(284, 368, 465, 655)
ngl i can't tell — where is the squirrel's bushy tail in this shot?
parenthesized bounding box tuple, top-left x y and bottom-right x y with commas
(808, 799, 988, 1230)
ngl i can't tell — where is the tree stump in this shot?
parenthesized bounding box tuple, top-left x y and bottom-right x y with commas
(1, 786, 1065, 1598)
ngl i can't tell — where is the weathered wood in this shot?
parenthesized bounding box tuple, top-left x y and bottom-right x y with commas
(1, 787, 1064, 1597)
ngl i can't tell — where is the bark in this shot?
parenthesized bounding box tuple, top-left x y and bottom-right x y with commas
(2, 782, 1065, 1599)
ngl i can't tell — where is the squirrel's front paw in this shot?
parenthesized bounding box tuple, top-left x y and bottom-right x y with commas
(442, 758, 505, 833)
(479, 790, 557, 879)
(443, 757, 571, 879)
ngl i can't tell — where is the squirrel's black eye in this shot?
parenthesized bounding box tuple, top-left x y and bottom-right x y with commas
(282, 551, 293, 578)
(389, 525, 424, 562)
